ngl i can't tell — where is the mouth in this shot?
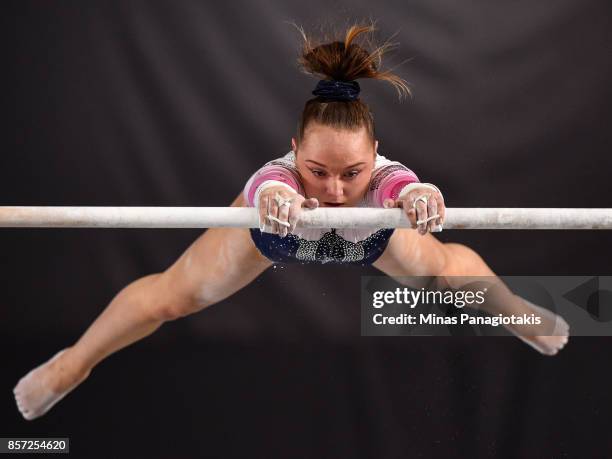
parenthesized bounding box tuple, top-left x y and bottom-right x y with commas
(324, 202, 344, 207)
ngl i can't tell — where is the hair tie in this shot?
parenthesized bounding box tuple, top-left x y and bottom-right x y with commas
(312, 80, 360, 101)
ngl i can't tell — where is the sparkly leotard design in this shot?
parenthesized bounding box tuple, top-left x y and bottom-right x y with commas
(244, 151, 419, 265)
(249, 228, 395, 265)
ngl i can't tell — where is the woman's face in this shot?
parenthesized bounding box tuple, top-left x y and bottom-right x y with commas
(292, 122, 377, 207)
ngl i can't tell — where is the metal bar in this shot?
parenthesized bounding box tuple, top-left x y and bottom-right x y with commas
(0, 206, 611, 229)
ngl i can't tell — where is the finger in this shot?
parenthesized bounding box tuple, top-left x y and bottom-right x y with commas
(277, 202, 291, 237)
(406, 207, 418, 228)
(288, 199, 305, 233)
(383, 198, 395, 208)
(427, 198, 438, 233)
(302, 197, 319, 209)
(415, 200, 428, 235)
(267, 195, 279, 234)
(259, 195, 269, 232)
(267, 214, 291, 230)
(436, 194, 446, 227)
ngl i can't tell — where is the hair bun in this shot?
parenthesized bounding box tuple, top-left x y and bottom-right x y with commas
(312, 80, 361, 102)
(294, 22, 411, 100)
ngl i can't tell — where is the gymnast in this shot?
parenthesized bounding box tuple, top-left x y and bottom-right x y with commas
(13, 23, 569, 421)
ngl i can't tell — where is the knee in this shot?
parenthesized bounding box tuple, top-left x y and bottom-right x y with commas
(149, 296, 210, 322)
(142, 275, 212, 322)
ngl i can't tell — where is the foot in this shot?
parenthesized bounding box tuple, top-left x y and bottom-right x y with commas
(13, 348, 91, 420)
(506, 298, 570, 356)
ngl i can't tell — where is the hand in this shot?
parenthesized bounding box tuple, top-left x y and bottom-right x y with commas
(383, 184, 445, 235)
(258, 186, 319, 237)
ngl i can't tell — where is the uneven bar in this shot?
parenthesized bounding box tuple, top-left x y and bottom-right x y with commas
(0, 207, 611, 229)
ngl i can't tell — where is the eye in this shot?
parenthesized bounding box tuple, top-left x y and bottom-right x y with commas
(345, 170, 361, 178)
(311, 169, 326, 177)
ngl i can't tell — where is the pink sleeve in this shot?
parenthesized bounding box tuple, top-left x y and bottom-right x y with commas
(369, 163, 420, 207)
(243, 155, 303, 207)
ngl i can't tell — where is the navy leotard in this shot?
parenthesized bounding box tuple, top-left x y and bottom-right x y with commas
(249, 227, 394, 265)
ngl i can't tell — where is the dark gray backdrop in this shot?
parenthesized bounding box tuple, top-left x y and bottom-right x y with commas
(2, 1, 612, 457)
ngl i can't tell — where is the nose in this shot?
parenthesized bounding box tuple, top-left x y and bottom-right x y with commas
(325, 178, 344, 199)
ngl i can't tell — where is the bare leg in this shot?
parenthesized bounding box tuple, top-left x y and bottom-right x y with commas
(373, 229, 569, 355)
(14, 194, 272, 420)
